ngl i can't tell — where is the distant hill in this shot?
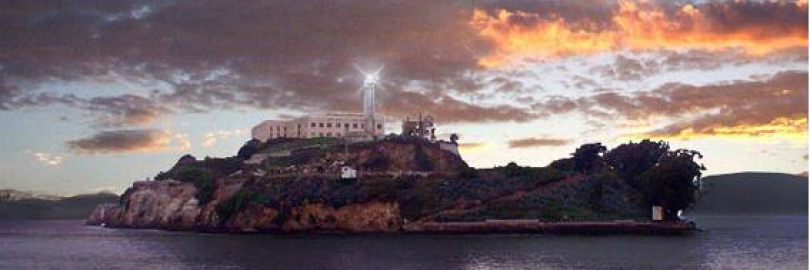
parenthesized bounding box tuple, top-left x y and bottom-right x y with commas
(0, 191, 119, 220)
(690, 172, 807, 216)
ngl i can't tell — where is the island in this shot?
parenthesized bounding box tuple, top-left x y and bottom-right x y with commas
(87, 137, 703, 235)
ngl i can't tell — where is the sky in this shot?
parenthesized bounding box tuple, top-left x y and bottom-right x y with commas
(0, 0, 807, 196)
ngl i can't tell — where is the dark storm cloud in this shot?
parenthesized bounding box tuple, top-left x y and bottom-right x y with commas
(507, 137, 570, 148)
(0, 0, 806, 128)
(66, 129, 176, 154)
(2, 0, 536, 124)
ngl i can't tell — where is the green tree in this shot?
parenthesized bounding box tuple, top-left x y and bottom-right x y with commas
(638, 149, 705, 220)
(603, 139, 670, 187)
(571, 143, 607, 174)
(176, 167, 216, 204)
(237, 139, 263, 159)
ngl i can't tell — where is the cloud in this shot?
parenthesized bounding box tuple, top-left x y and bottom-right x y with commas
(527, 70, 807, 140)
(458, 142, 489, 152)
(66, 129, 190, 154)
(0, 0, 805, 129)
(1, 92, 167, 127)
(31, 152, 63, 166)
(472, 0, 807, 67)
(507, 137, 570, 148)
(381, 91, 535, 124)
(0, 0, 509, 124)
(203, 129, 247, 147)
(538, 70, 808, 140)
(81, 95, 169, 127)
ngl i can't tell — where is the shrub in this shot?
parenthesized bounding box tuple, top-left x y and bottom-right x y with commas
(549, 158, 575, 172)
(237, 139, 263, 159)
(459, 168, 480, 179)
(175, 167, 216, 204)
(216, 189, 265, 222)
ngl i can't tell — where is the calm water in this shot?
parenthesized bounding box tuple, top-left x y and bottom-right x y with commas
(0, 216, 805, 270)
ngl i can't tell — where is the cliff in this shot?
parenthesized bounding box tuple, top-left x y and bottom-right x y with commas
(89, 138, 691, 233)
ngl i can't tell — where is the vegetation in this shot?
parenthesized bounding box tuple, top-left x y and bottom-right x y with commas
(217, 189, 267, 222)
(175, 167, 217, 204)
(636, 149, 704, 219)
(549, 139, 705, 220)
(571, 143, 607, 173)
(262, 137, 341, 154)
(237, 139, 263, 159)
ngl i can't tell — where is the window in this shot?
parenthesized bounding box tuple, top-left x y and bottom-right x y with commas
(327, 132, 332, 137)
(319, 123, 324, 128)
(327, 123, 332, 128)
(352, 123, 358, 129)
(345, 123, 349, 128)
(311, 123, 316, 128)
(377, 124, 382, 129)
(337, 133, 341, 137)
(319, 132, 324, 136)
(361, 124, 365, 129)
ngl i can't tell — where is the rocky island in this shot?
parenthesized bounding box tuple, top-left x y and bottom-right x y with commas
(88, 137, 702, 234)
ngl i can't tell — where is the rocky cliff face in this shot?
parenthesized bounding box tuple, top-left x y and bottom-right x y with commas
(87, 180, 201, 230)
(88, 179, 406, 233)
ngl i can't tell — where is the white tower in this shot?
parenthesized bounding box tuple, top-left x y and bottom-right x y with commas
(362, 69, 380, 137)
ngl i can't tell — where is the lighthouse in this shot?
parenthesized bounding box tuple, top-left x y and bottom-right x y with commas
(362, 68, 380, 138)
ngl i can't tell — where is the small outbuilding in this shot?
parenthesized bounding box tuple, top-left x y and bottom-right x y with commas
(341, 166, 357, 179)
(652, 206, 664, 221)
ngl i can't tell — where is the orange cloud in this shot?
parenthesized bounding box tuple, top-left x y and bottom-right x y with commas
(458, 142, 489, 153)
(67, 129, 191, 154)
(507, 137, 570, 148)
(632, 117, 808, 142)
(471, 1, 808, 67)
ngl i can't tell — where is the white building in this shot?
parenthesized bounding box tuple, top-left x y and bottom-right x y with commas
(251, 113, 385, 142)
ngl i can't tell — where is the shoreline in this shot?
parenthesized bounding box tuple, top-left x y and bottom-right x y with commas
(89, 219, 698, 235)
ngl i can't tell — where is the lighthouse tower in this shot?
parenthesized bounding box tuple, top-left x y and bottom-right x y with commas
(363, 70, 379, 137)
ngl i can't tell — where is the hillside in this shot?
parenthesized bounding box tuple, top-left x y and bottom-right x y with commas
(0, 192, 119, 220)
(690, 172, 807, 216)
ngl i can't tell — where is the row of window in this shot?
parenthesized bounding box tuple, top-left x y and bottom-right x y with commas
(310, 122, 383, 129)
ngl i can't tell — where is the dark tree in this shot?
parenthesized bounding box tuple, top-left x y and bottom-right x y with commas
(638, 149, 705, 220)
(449, 133, 459, 144)
(549, 158, 575, 172)
(237, 139, 263, 159)
(603, 139, 670, 187)
(571, 143, 607, 174)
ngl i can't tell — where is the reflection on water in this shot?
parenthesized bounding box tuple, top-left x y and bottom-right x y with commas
(0, 216, 806, 270)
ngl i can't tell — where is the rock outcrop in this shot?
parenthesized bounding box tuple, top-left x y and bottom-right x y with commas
(88, 179, 407, 233)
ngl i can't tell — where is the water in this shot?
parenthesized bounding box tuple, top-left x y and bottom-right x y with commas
(0, 216, 805, 270)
